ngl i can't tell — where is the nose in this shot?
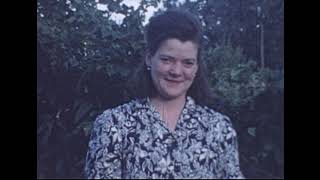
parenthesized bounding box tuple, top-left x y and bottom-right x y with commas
(169, 63, 182, 77)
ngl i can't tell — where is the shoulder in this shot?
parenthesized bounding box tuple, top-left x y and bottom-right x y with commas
(93, 98, 146, 127)
(195, 104, 236, 136)
(194, 103, 229, 122)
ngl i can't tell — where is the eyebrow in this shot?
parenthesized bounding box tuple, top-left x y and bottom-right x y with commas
(159, 54, 196, 62)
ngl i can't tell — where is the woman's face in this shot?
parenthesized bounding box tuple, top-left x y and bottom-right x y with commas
(146, 38, 198, 100)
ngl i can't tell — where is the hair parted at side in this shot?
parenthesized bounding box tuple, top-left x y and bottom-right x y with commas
(128, 8, 224, 110)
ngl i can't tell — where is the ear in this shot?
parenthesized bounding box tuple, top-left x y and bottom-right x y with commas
(145, 53, 151, 67)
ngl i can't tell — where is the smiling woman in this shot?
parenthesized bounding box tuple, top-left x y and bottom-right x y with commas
(84, 9, 245, 179)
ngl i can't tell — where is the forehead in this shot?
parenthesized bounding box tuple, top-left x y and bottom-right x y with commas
(157, 38, 198, 59)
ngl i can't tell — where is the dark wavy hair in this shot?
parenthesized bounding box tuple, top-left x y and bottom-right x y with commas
(128, 9, 223, 109)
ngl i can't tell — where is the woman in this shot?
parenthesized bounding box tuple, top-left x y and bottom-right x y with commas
(85, 9, 244, 179)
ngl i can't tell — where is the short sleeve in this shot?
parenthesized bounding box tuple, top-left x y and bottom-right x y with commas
(218, 117, 245, 179)
(84, 110, 123, 179)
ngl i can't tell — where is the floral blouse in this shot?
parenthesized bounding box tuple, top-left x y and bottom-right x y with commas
(85, 96, 244, 179)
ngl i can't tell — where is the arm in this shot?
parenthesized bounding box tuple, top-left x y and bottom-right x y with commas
(84, 110, 123, 179)
(218, 117, 245, 179)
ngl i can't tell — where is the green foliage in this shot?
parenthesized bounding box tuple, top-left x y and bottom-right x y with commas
(201, 41, 283, 178)
(205, 43, 268, 109)
(179, 0, 284, 69)
(37, 0, 158, 178)
(37, 0, 283, 178)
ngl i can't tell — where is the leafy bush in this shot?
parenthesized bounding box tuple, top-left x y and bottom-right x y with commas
(204, 43, 283, 178)
(205, 43, 268, 109)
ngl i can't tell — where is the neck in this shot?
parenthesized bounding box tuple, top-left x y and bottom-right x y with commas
(151, 95, 186, 111)
(150, 95, 186, 131)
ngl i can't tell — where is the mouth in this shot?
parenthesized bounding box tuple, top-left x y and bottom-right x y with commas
(164, 78, 183, 84)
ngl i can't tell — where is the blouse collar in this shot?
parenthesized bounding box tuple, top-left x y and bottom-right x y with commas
(144, 96, 196, 113)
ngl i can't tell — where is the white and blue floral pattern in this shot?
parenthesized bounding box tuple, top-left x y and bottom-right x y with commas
(85, 96, 244, 179)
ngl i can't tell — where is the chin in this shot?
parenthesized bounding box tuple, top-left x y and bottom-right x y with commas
(156, 81, 189, 99)
(161, 90, 186, 100)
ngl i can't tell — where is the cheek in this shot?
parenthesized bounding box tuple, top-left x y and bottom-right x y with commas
(185, 68, 198, 81)
(189, 71, 196, 79)
(152, 64, 168, 78)
(151, 66, 165, 83)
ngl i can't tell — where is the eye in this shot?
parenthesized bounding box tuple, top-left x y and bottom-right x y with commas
(184, 60, 196, 67)
(160, 57, 170, 63)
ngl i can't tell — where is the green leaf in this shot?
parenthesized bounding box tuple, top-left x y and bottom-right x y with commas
(82, 122, 93, 137)
(38, 114, 52, 135)
(247, 127, 256, 137)
(264, 143, 273, 151)
(75, 102, 93, 124)
(66, 16, 76, 24)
